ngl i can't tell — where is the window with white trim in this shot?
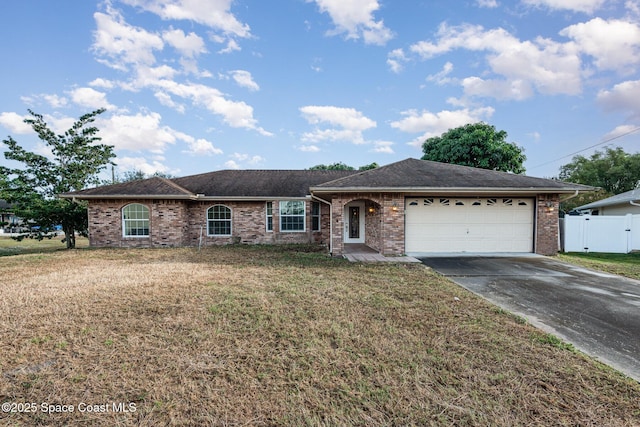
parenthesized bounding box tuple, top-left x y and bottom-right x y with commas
(266, 202, 273, 232)
(122, 203, 149, 237)
(279, 201, 305, 232)
(207, 205, 232, 236)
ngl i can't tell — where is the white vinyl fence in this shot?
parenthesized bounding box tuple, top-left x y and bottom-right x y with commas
(564, 214, 640, 253)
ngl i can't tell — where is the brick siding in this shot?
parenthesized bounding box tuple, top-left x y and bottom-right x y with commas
(88, 199, 329, 248)
(535, 194, 560, 256)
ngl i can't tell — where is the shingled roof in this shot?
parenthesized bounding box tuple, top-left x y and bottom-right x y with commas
(311, 158, 594, 194)
(61, 169, 358, 200)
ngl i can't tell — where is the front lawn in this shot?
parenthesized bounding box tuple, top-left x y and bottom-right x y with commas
(559, 252, 640, 280)
(1, 245, 639, 426)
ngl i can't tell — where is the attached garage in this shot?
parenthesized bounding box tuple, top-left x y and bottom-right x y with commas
(405, 197, 534, 254)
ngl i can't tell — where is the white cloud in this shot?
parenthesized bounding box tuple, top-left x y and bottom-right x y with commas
(69, 87, 115, 110)
(310, 0, 393, 45)
(117, 156, 172, 175)
(560, 18, 640, 73)
(476, 0, 498, 7)
(92, 7, 164, 70)
(387, 48, 407, 73)
(98, 112, 179, 153)
(426, 61, 455, 85)
(603, 124, 640, 140)
(162, 28, 206, 58)
(522, 0, 606, 14)
(298, 144, 321, 152)
(597, 79, 640, 118)
(89, 78, 115, 89)
(372, 140, 394, 153)
(300, 105, 376, 144)
(0, 112, 32, 134)
(390, 107, 495, 146)
(182, 137, 223, 156)
(225, 153, 264, 169)
(154, 91, 186, 113)
(121, 0, 251, 38)
(229, 70, 260, 91)
(408, 23, 582, 99)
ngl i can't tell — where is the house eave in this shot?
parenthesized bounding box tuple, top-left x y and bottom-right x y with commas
(59, 194, 311, 201)
(309, 186, 588, 195)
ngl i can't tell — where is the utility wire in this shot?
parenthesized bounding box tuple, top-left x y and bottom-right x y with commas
(528, 125, 640, 171)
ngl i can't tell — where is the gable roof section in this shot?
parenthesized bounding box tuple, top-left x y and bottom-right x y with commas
(311, 158, 594, 194)
(61, 170, 358, 200)
(576, 188, 640, 210)
(61, 177, 194, 199)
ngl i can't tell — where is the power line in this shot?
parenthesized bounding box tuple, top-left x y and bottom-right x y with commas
(528, 126, 640, 171)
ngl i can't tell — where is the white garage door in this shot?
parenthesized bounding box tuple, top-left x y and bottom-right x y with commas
(405, 197, 534, 254)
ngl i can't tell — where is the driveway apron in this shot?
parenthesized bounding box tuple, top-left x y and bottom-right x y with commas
(419, 256, 640, 382)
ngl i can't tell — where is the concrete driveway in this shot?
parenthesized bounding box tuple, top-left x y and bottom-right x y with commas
(419, 255, 640, 382)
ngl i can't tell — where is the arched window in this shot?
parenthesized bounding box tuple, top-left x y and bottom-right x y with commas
(207, 205, 232, 236)
(122, 203, 149, 237)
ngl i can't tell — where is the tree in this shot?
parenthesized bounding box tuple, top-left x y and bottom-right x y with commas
(558, 147, 640, 213)
(308, 162, 355, 170)
(559, 147, 640, 194)
(421, 122, 526, 174)
(0, 109, 115, 248)
(308, 162, 379, 171)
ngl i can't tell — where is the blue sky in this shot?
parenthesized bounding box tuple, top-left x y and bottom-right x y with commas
(1, 0, 639, 180)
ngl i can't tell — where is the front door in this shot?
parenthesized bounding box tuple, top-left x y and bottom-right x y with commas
(344, 202, 365, 244)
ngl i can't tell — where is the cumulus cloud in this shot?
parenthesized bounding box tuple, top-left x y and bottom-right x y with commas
(225, 153, 265, 169)
(387, 48, 407, 73)
(97, 112, 180, 153)
(476, 0, 498, 7)
(522, 0, 606, 14)
(117, 156, 172, 175)
(597, 79, 640, 118)
(121, 0, 251, 38)
(371, 140, 394, 153)
(390, 107, 495, 146)
(0, 112, 33, 134)
(162, 28, 206, 58)
(92, 7, 164, 70)
(229, 70, 260, 91)
(310, 0, 393, 45)
(298, 144, 321, 152)
(560, 18, 640, 73)
(68, 87, 115, 110)
(408, 23, 582, 99)
(300, 105, 376, 144)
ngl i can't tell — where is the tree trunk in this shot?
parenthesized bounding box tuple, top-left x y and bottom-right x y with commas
(64, 226, 76, 249)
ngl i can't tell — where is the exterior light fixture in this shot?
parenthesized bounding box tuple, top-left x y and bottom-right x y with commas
(392, 201, 398, 212)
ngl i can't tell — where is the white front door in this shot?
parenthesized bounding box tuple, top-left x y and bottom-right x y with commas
(344, 202, 365, 244)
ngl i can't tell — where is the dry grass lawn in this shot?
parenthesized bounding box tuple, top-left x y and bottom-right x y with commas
(1, 245, 639, 426)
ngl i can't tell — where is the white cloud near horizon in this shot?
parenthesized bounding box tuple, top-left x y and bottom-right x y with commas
(390, 107, 495, 146)
(522, 0, 606, 14)
(300, 105, 376, 144)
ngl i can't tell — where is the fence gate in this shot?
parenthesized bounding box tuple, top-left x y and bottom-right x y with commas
(564, 214, 638, 253)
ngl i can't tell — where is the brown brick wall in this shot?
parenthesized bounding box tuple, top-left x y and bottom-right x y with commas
(88, 199, 329, 248)
(535, 194, 560, 256)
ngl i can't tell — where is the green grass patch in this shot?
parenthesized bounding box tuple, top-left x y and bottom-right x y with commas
(559, 252, 640, 280)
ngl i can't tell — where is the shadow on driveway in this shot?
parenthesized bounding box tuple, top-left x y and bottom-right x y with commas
(419, 255, 640, 382)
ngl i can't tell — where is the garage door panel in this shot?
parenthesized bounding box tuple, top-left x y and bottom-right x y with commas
(405, 197, 534, 253)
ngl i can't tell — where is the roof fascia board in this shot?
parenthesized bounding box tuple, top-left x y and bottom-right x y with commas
(59, 194, 312, 201)
(310, 187, 588, 194)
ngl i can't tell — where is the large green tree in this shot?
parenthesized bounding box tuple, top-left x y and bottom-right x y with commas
(0, 109, 115, 248)
(559, 147, 640, 194)
(308, 162, 379, 171)
(558, 147, 640, 213)
(422, 122, 526, 174)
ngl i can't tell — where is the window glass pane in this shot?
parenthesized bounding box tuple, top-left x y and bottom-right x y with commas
(207, 205, 232, 235)
(123, 204, 149, 237)
(279, 201, 305, 231)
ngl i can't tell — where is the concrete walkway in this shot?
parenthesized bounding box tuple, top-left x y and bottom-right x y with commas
(343, 244, 421, 263)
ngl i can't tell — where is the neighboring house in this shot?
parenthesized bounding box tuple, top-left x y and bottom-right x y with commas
(60, 158, 593, 256)
(574, 188, 640, 216)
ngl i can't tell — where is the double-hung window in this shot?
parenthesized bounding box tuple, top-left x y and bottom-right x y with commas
(122, 203, 149, 237)
(207, 205, 232, 236)
(279, 201, 305, 232)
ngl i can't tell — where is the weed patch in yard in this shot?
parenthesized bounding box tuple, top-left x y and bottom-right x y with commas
(0, 245, 639, 426)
